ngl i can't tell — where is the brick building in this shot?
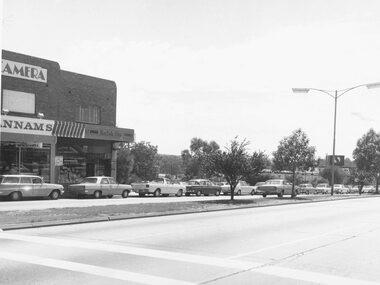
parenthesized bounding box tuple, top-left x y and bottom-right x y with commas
(0, 50, 134, 186)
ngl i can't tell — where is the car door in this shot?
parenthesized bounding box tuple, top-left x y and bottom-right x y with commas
(32, 177, 45, 197)
(108, 177, 120, 195)
(100, 177, 111, 196)
(20, 176, 33, 197)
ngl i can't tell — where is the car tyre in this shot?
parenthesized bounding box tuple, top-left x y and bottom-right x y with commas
(251, 190, 255, 195)
(154, 189, 161, 197)
(49, 190, 60, 200)
(215, 190, 220, 196)
(196, 190, 202, 196)
(122, 190, 129, 198)
(139, 193, 145, 197)
(107, 195, 114, 199)
(94, 190, 102, 199)
(262, 193, 267, 198)
(237, 190, 241, 196)
(9, 191, 22, 201)
(176, 189, 183, 197)
(278, 190, 284, 198)
(185, 192, 190, 196)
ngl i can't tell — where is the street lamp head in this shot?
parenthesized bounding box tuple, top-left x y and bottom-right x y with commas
(366, 82, 380, 89)
(292, 88, 310, 93)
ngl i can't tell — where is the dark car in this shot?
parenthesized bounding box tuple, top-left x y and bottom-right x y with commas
(0, 175, 64, 201)
(185, 179, 221, 196)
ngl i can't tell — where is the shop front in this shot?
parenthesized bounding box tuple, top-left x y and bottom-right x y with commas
(0, 115, 56, 182)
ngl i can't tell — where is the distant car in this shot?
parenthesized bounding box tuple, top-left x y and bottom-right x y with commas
(315, 183, 330, 194)
(350, 185, 359, 193)
(333, 184, 349, 194)
(298, 183, 316, 195)
(257, 179, 294, 198)
(185, 179, 221, 196)
(132, 177, 184, 197)
(362, 185, 375, 193)
(69, 176, 132, 198)
(221, 180, 255, 195)
(0, 174, 64, 201)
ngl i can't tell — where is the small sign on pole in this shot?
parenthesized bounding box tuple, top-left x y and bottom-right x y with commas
(55, 156, 63, 166)
(327, 155, 345, 167)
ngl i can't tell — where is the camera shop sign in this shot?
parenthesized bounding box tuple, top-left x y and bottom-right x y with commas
(1, 115, 54, 136)
(2, 59, 47, 83)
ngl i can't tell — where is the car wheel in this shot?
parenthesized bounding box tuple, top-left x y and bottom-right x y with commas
(262, 193, 267, 197)
(49, 190, 60, 200)
(196, 190, 202, 196)
(9, 191, 22, 201)
(237, 190, 241, 196)
(277, 190, 284, 198)
(139, 193, 145, 197)
(122, 190, 129, 198)
(154, 189, 161, 197)
(176, 189, 183, 197)
(94, 190, 102, 199)
(215, 190, 220, 196)
(107, 195, 114, 199)
(251, 190, 255, 195)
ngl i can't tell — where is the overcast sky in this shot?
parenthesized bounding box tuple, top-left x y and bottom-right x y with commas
(2, 0, 380, 158)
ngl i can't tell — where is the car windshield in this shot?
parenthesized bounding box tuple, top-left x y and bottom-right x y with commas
(188, 180, 201, 185)
(152, 178, 165, 183)
(82, 178, 98, 184)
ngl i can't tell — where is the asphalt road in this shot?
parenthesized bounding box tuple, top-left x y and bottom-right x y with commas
(1, 197, 380, 284)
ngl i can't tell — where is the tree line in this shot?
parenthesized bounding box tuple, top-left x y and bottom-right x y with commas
(117, 128, 380, 199)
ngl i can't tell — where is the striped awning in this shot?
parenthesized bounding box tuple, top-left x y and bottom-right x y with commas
(52, 121, 85, 138)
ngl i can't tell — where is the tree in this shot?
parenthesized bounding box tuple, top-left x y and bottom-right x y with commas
(353, 129, 380, 194)
(272, 129, 317, 198)
(130, 141, 159, 182)
(320, 167, 346, 185)
(211, 138, 263, 200)
(181, 138, 220, 179)
(157, 154, 183, 177)
(116, 145, 134, 183)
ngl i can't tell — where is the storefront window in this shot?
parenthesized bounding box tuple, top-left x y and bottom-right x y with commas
(0, 142, 51, 182)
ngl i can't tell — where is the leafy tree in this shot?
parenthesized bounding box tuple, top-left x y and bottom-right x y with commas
(181, 138, 220, 179)
(272, 129, 317, 197)
(320, 167, 346, 185)
(244, 151, 270, 185)
(211, 138, 264, 200)
(353, 129, 380, 194)
(130, 141, 159, 182)
(157, 154, 183, 177)
(116, 146, 134, 183)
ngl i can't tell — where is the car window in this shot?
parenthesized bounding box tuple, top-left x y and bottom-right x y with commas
(101, 178, 109, 184)
(21, 177, 33, 183)
(32, 177, 42, 184)
(82, 178, 98, 184)
(1, 177, 20, 184)
(109, 178, 116, 184)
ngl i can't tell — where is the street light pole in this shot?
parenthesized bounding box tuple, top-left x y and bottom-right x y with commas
(292, 82, 380, 195)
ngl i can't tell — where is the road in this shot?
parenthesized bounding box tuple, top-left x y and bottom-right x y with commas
(1, 197, 380, 284)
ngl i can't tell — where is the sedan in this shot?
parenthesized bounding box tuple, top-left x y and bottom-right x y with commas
(257, 179, 293, 197)
(68, 176, 133, 198)
(0, 175, 64, 201)
(222, 181, 255, 195)
(185, 179, 221, 196)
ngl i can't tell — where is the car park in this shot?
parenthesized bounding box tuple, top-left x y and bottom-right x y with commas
(257, 179, 293, 197)
(298, 183, 316, 194)
(221, 180, 255, 195)
(185, 179, 221, 196)
(0, 174, 64, 201)
(69, 176, 133, 198)
(132, 177, 184, 197)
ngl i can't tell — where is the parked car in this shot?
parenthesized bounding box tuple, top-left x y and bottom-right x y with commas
(298, 183, 316, 195)
(333, 184, 349, 194)
(315, 183, 330, 194)
(69, 176, 132, 198)
(350, 185, 359, 194)
(252, 182, 266, 195)
(185, 179, 221, 196)
(132, 177, 184, 197)
(221, 180, 255, 195)
(257, 179, 293, 197)
(0, 174, 64, 201)
(362, 185, 375, 193)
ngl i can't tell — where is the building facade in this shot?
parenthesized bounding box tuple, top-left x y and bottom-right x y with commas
(1, 50, 134, 187)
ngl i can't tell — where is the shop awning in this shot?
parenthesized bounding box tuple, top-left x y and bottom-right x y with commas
(52, 121, 85, 138)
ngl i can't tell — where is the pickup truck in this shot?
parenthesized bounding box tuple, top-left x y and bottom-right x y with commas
(132, 178, 185, 197)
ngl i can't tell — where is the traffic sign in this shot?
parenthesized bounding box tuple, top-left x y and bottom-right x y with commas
(327, 155, 345, 167)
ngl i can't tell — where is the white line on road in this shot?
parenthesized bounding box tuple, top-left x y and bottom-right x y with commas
(0, 232, 379, 285)
(0, 250, 196, 285)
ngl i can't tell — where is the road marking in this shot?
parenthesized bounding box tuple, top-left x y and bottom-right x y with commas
(0, 250, 196, 285)
(228, 225, 360, 259)
(0, 232, 379, 285)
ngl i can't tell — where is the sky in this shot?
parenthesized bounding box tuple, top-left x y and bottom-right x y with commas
(2, 0, 380, 158)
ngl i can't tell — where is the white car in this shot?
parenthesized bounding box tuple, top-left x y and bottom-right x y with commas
(222, 181, 255, 195)
(132, 177, 185, 197)
(333, 184, 349, 194)
(316, 183, 330, 194)
(362, 185, 375, 193)
(257, 179, 293, 197)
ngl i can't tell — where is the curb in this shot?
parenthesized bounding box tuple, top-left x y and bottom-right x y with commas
(1, 195, 379, 231)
